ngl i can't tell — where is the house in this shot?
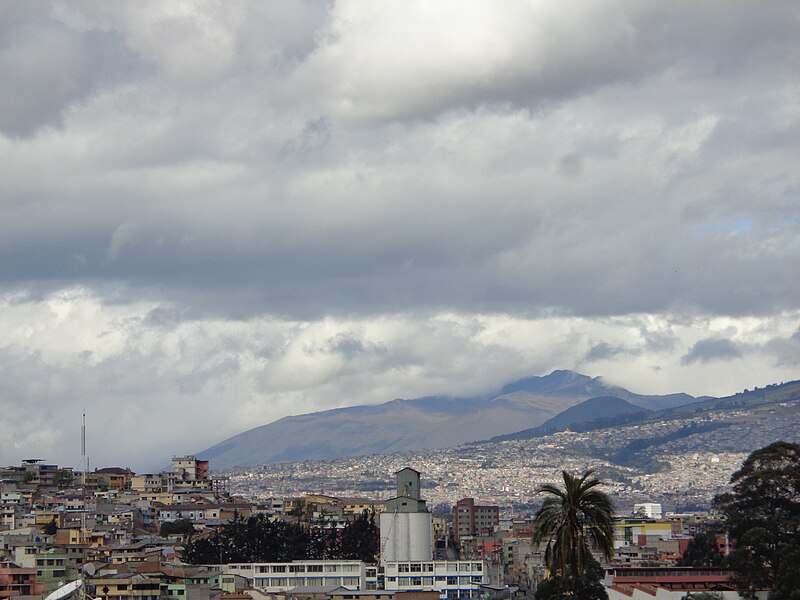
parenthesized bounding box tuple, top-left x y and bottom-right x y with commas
(603, 566, 749, 600)
(0, 560, 45, 598)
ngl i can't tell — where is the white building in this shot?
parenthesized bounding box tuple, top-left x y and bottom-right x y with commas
(632, 503, 663, 519)
(383, 560, 485, 600)
(223, 560, 366, 592)
(379, 468, 433, 564)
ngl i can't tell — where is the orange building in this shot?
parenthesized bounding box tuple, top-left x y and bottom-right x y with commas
(0, 560, 45, 599)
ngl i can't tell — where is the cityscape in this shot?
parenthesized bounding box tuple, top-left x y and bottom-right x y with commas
(3, 2, 799, 600)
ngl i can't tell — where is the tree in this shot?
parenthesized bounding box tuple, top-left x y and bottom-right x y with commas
(713, 441, 800, 599)
(43, 518, 58, 535)
(770, 540, 800, 600)
(160, 519, 196, 539)
(681, 593, 722, 600)
(677, 531, 725, 567)
(339, 510, 379, 563)
(534, 557, 608, 600)
(533, 470, 614, 600)
(53, 469, 75, 489)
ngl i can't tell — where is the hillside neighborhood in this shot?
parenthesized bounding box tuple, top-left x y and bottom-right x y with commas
(2, 444, 797, 600)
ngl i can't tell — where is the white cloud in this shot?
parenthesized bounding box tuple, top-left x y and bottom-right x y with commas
(0, 289, 798, 470)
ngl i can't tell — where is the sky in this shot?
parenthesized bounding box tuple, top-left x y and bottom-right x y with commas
(1, 1, 798, 472)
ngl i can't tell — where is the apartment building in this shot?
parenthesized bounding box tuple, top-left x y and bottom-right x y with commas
(452, 499, 499, 542)
(224, 560, 366, 592)
(383, 561, 485, 600)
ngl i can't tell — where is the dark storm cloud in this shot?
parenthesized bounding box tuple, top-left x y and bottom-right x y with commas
(0, 1, 796, 320)
(681, 338, 744, 365)
(0, 6, 145, 137)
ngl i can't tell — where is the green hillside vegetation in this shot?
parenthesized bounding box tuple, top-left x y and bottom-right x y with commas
(652, 380, 800, 420)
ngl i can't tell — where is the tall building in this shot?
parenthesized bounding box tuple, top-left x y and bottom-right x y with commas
(171, 456, 209, 482)
(453, 498, 499, 542)
(379, 468, 433, 564)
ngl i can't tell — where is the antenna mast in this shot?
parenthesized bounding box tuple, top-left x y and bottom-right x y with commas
(81, 413, 88, 539)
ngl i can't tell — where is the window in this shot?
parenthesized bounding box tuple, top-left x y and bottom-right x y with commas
(307, 565, 323, 573)
(410, 564, 422, 573)
(398, 564, 410, 573)
(271, 566, 286, 573)
(289, 565, 305, 573)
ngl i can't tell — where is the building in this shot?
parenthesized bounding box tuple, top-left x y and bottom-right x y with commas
(171, 457, 209, 483)
(87, 572, 163, 600)
(632, 503, 662, 520)
(383, 560, 485, 600)
(452, 499, 499, 542)
(223, 561, 366, 592)
(604, 566, 740, 600)
(0, 560, 45, 599)
(379, 469, 433, 565)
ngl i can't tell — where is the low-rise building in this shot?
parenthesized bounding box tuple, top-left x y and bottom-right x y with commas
(224, 561, 366, 593)
(0, 560, 45, 599)
(383, 561, 485, 600)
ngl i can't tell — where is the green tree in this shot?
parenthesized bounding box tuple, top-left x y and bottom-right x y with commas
(43, 518, 58, 535)
(770, 540, 800, 600)
(182, 534, 221, 564)
(53, 469, 75, 489)
(160, 519, 196, 539)
(534, 557, 607, 600)
(533, 470, 614, 600)
(182, 513, 312, 564)
(713, 441, 800, 599)
(677, 531, 725, 567)
(681, 592, 722, 600)
(339, 510, 379, 563)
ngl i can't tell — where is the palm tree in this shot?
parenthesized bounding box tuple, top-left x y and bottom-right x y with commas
(533, 470, 615, 594)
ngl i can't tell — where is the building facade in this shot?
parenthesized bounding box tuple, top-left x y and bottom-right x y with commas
(380, 469, 433, 565)
(223, 561, 366, 592)
(452, 499, 499, 542)
(383, 561, 485, 600)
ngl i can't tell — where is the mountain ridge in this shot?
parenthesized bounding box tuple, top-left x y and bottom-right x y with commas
(198, 370, 702, 467)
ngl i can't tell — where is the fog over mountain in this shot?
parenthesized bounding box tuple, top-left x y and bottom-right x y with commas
(0, 2, 798, 471)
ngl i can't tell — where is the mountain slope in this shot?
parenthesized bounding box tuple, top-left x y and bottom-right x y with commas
(491, 395, 650, 442)
(199, 370, 700, 467)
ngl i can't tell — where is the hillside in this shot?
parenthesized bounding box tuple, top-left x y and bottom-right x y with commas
(491, 395, 650, 442)
(198, 370, 700, 467)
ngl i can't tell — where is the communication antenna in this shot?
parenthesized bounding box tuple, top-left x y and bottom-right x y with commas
(81, 413, 88, 539)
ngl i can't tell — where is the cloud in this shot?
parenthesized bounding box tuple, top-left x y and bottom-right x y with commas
(0, 288, 797, 470)
(0, 1, 797, 469)
(681, 338, 744, 365)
